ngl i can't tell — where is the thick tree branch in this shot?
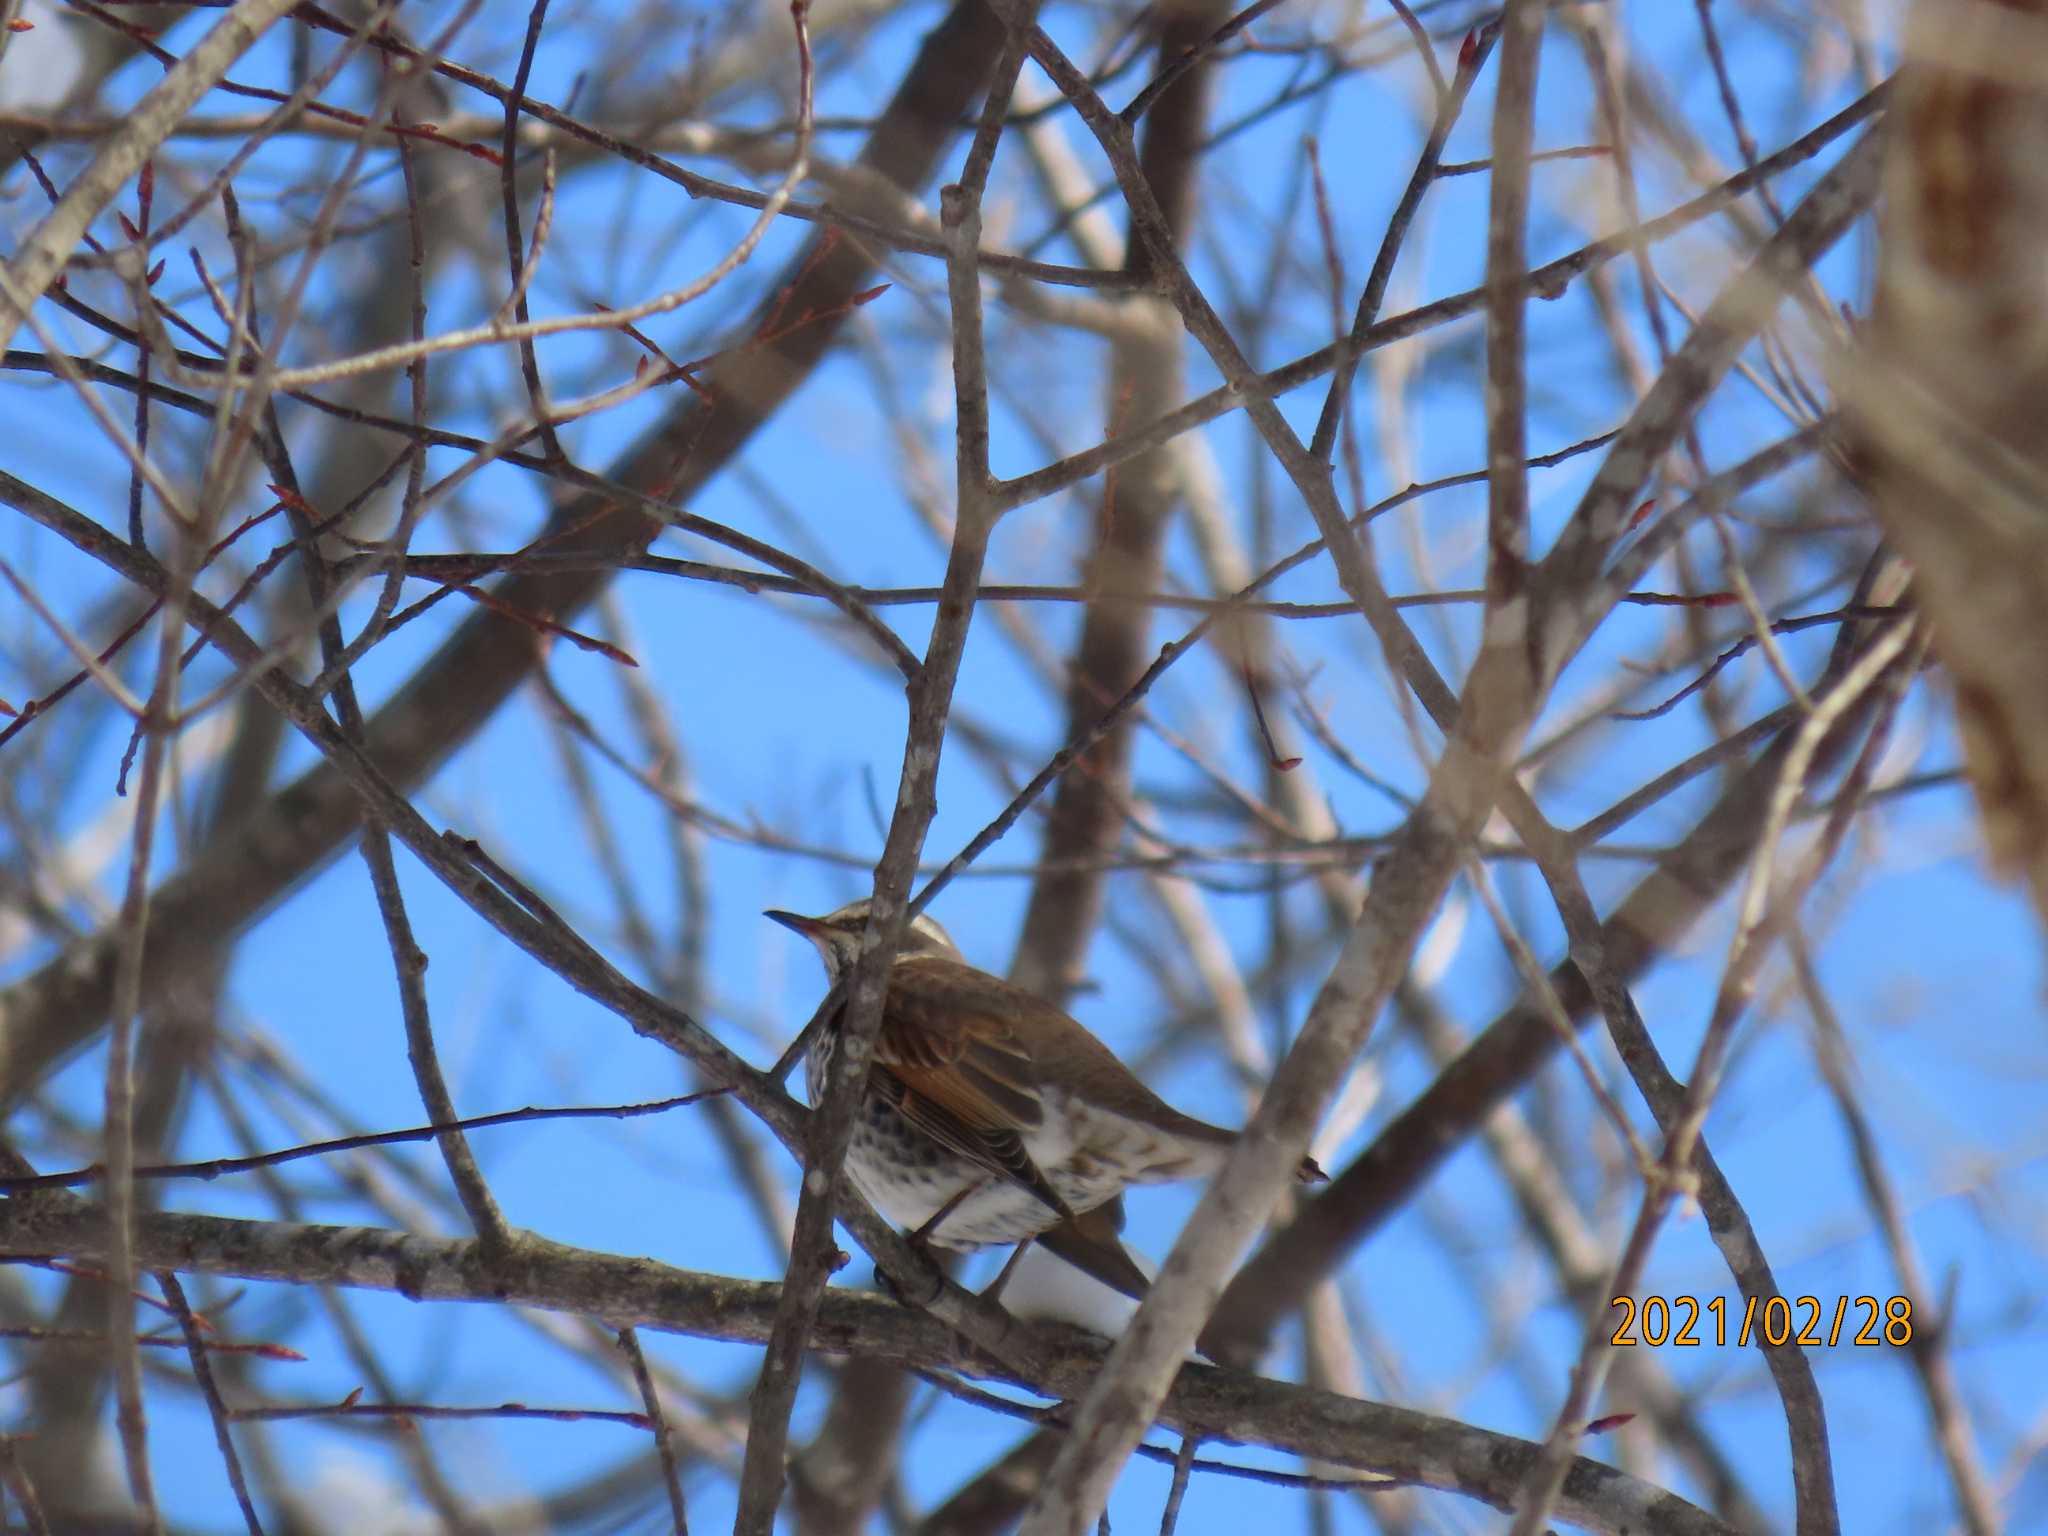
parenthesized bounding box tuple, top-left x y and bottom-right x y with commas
(0, 1205, 1741, 1536)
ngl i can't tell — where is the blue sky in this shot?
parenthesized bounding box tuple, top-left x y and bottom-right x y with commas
(4, 0, 2044, 1529)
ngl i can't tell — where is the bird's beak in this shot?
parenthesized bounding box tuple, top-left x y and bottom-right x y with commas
(764, 909, 823, 938)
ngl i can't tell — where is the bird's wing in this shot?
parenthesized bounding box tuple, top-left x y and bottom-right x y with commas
(870, 958, 1069, 1217)
(868, 1071, 1069, 1217)
(877, 958, 1045, 1125)
(883, 958, 1328, 1188)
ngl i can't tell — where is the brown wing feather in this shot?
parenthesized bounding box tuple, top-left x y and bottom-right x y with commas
(887, 956, 1229, 1136)
(870, 963, 1070, 1217)
(882, 957, 1328, 1186)
(876, 959, 1046, 1131)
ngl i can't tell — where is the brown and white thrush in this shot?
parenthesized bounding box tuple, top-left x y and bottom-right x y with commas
(768, 899, 1326, 1299)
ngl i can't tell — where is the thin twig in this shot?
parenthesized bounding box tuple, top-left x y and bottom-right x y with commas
(0, 1436, 50, 1536)
(1793, 937, 1998, 1536)
(0, 1091, 730, 1193)
(157, 1270, 264, 1535)
(1157, 1435, 1197, 1535)
(0, 0, 307, 351)
(1505, 626, 1917, 1535)
(497, 0, 564, 462)
(618, 1328, 691, 1535)
(1463, 857, 1648, 1174)
(1307, 19, 1495, 463)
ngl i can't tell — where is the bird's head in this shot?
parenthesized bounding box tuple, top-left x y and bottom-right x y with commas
(765, 898, 961, 982)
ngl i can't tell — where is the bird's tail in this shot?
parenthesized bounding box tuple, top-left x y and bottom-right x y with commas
(1031, 1198, 1151, 1301)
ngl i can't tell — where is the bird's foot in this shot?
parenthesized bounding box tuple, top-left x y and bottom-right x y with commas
(873, 1233, 948, 1306)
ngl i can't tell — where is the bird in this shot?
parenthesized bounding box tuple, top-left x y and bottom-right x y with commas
(767, 898, 1326, 1300)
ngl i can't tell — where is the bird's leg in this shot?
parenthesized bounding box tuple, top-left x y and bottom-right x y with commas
(980, 1240, 1032, 1304)
(876, 1181, 986, 1304)
(908, 1178, 986, 1251)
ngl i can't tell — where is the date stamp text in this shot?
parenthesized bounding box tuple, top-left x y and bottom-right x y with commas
(1609, 1295, 1912, 1348)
